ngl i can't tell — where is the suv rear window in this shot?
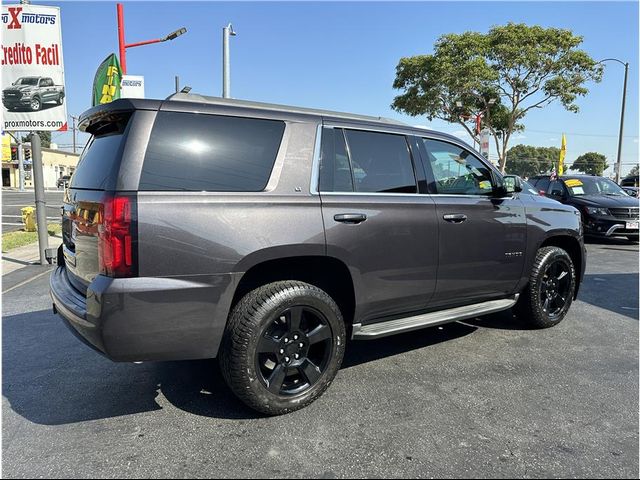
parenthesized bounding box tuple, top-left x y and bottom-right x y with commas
(139, 112, 285, 192)
(70, 113, 132, 190)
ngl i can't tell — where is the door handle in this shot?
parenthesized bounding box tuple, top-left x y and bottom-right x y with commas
(443, 213, 467, 223)
(334, 213, 367, 224)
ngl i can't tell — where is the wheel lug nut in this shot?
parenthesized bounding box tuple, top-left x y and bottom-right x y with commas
(284, 356, 290, 363)
(279, 349, 284, 354)
(294, 354, 299, 359)
(299, 343, 304, 348)
(284, 338, 289, 343)
(293, 334, 299, 340)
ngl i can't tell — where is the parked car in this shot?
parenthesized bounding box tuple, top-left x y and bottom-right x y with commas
(51, 95, 586, 415)
(2, 76, 65, 111)
(620, 175, 639, 187)
(622, 186, 639, 198)
(530, 174, 639, 242)
(56, 175, 71, 189)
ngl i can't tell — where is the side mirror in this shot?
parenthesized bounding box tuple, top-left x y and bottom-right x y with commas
(502, 175, 523, 194)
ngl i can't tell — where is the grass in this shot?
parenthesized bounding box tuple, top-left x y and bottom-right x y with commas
(2, 223, 62, 253)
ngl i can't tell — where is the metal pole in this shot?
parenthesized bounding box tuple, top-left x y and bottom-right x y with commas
(117, 3, 127, 74)
(175, 75, 179, 93)
(222, 26, 230, 98)
(614, 63, 628, 183)
(72, 116, 77, 154)
(17, 135, 25, 191)
(30, 133, 49, 265)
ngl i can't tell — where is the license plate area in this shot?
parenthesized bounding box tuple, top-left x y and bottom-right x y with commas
(626, 221, 638, 230)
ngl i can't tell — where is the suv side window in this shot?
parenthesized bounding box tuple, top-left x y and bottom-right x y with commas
(343, 129, 417, 194)
(319, 128, 354, 192)
(534, 177, 550, 193)
(140, 112, 285, 192)
(422, 138, 494, 195)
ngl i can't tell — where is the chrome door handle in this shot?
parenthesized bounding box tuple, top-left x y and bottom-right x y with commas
(443, 213, 467, 223)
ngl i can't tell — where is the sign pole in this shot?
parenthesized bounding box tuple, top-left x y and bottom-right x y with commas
(17, 134, 25, 191)
(30, 132, 48, 265)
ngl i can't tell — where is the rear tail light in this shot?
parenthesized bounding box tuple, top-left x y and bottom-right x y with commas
(98, 194, 137, 277)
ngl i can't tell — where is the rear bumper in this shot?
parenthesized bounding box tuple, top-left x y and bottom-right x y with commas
(50, 266, 240, 362)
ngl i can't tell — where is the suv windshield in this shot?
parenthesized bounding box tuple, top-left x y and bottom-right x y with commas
(15, 78, 39, 86)
(564, 177, 627, 197)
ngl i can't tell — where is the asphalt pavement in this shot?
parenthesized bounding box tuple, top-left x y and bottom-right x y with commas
(2, 189, 64, 233)
(2, 237, 638, 478)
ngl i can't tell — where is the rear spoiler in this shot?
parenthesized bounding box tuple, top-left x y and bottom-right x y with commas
(79, 98, 162, 134)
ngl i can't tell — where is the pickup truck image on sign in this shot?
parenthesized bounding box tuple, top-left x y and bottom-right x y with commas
(2, 76, 65, 111)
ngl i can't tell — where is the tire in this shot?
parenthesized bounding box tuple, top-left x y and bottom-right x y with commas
(56, 94, 64, 105)
(515, 246, 576, 328)
(219, 281, 346, 415)
(30, 96, 41, 111)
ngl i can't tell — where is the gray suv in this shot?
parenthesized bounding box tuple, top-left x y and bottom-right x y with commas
(51, 94, 586, 415)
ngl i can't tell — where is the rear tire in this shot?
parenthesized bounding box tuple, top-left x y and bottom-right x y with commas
(56, 94, 64, 105)
(219, 281, 346, 415)
(515, 246, 576, 328)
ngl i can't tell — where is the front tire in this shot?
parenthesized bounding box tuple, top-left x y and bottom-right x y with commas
(515, 246, 576, 328)
(219, 281, 346, 415)
(30, 97, 41, 111)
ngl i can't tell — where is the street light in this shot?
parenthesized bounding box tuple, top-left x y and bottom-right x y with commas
(596, 58, 629, 183)
(117, 3, 187, 74)
(222, 23, 237, 98)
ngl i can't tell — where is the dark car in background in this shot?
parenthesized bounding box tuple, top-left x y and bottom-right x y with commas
(622, 186, 639, 198)
(530, 175, 639, 242)
(56, 175, 71, 189)
(620, 175, 639, 187)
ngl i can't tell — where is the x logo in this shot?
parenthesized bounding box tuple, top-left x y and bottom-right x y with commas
(7, 7, 22, 29)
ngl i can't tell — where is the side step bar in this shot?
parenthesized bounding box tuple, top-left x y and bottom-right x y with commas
(351, 295, 519, 340)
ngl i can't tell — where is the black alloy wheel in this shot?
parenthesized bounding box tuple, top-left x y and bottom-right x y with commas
(255, 305, 333, 395)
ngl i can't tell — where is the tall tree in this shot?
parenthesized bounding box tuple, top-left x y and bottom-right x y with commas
(570, 152, 608, 176)
(628, 164, 639, 177)
(391, 23, 602, 172)
(505, 145, 560, 178)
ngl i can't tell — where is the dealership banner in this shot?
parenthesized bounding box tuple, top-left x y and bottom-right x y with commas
(1, 4, 67, 131)
(92, 54, 122, 106)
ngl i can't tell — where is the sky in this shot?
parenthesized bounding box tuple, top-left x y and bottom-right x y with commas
(11, 0, 640, 176)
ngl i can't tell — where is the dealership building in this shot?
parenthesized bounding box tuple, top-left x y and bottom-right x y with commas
(2, 143, 80, 189)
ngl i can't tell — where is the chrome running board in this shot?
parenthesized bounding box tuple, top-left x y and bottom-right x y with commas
(351, 295, 519, 340)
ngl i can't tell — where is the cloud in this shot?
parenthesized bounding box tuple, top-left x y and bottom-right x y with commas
(511, 134, 527, 140)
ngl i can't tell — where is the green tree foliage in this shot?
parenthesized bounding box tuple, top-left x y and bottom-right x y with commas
(21, 131, 51, 148)
(570, 152, 609, 176)
(391, 23, 602, 172)
(505, 145, 560, 177)
(628, 164, 639, 177)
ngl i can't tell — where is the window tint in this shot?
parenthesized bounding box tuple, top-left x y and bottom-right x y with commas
(140, 112, 285, 191)
(343, 130, 416, 194)
(422, 139, 494, 195)
(319, 128, 353, 192)
(70, 114, 132, 190)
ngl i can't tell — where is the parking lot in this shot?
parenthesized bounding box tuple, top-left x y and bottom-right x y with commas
(2, 237, 638, 478)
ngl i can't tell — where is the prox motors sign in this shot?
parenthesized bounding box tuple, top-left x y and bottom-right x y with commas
(1, 4, 67, 131)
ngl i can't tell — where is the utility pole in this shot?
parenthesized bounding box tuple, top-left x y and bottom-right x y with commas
(615, 62, 629, 183)
(71, 115, 78, 154)
(30, 132, 49, 265)
(222, 24, 236, 98)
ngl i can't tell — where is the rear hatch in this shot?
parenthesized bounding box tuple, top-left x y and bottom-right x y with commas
(62, 108, 138, 294)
